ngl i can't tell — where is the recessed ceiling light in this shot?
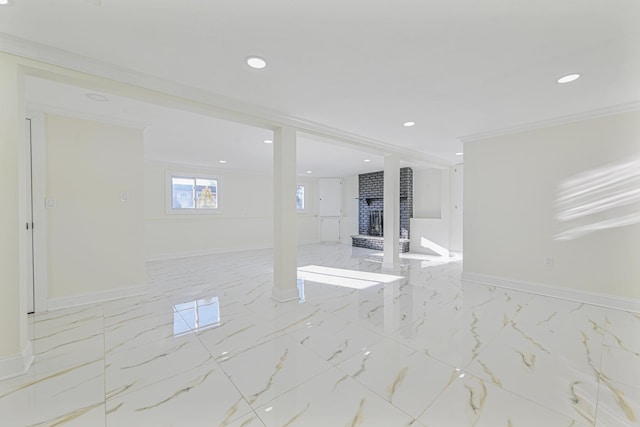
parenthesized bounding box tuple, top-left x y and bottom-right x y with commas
(403, 121, 416, 127)
(0, 0, 10, 5)
(557, 73, 581, 84)
(364, 159, 371, 162)
(246, 56, 267, 69)
(219, 160, 227, 164)
(85, 93, 108, 102)
(264, 139, 273, 144)
(456, 152, 464, 156)
(305, 170, 312, 174)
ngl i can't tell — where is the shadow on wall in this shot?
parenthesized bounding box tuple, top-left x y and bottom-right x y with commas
(554, 157, 640, 241)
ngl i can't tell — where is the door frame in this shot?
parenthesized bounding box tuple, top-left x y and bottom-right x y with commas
(26, 113, 48, 313)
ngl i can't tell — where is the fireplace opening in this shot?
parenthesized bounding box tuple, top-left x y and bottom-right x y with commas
(368, 210, 383, 236)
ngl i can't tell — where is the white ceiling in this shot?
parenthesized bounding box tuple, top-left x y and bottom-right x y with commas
(4, 0, 640, 171)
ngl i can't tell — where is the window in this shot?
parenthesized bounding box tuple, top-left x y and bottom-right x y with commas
(296, 185, 305, 210)
(171, 176, 218, 210)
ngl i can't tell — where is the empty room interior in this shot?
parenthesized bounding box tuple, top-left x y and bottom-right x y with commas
(0, 1, 639, 426)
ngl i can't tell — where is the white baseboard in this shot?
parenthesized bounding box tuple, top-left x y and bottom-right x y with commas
(0, 341, 34, 381)
(145, 241, 322, 262)
(47, 284, 149, 311)
(462, 272, 640, 313)
(271, 287, 300, 303)
(145, 244, 274, 262)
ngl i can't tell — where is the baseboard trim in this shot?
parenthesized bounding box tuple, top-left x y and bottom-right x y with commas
(145, 242, 322, 262)
(271, 287, 301, 303)
(0, 341, 34, 381)
(47, 284, 149, 311)
(145, 244, 274, 262)
(462, 272, 640, 313)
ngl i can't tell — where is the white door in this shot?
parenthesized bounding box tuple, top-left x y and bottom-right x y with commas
(25, 118, 35, 314)
(318, 178, 342, 217)
(320, 218, 341, 242)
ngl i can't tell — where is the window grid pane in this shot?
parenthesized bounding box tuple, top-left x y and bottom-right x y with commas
(172, 176, 218, 210)
(296, 185, 305, 210)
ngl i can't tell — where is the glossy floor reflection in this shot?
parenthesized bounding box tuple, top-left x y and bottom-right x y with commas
(1, 244, 638, 426)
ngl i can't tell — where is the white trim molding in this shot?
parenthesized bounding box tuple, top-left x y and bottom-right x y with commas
(47, 285, 149, 311)
(0, 341, 34, 381)
(145, 244, 274, 262)
(459, 101, 640, 144)
(462, 272, 640, 313)
(1, 32, 448, 169)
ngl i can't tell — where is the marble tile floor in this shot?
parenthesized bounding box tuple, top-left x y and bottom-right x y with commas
(1, 244, 639, 426)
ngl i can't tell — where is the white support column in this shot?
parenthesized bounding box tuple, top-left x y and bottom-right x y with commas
(383, 154, 400, 270)
(272, 126, 299, 302)
(0, 53, 33, 379)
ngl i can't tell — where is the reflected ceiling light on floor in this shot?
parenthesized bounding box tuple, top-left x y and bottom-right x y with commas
(364, 159, 371, 162)
(403, 121, 416, 127)
(0, 0, 10, 5)
(246, 56, 267, 69)
(85, 93, 108, 102)
(557, 73, 581, 84)
(263, 139, 273, 144)
(456, 152, 464, 156)
(219, 160, 227, 164)
(306, 170, 312, 174)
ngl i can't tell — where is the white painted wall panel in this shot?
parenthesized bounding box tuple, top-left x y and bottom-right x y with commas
(464, 111, 640, 299)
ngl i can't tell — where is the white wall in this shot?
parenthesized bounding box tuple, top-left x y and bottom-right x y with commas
(45, 115, 145, 299)
(449, 164, 464, 253)
(144, 161, 320, 259)
(413, 168, 443, 219)
(340, 175, 359, 244)
(411, 168, 454, 254)
(464, 111, 640, 299)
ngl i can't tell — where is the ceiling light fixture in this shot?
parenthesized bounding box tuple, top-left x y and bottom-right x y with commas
(403, 121, 416, 127)
(85, 93, 108, 102)
(246, 56, 267, 69)
(264, 139, 273, 144)
(557, 73, 581, 84)
(219, 160, 227, 164)
(0, 0, 10, 5)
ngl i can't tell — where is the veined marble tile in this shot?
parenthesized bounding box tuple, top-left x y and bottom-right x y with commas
(106, 360, 252, 427)
(31, 331, 104, 378)
(224, 411, 267, 426)
(465, 326, 599, 425)
(103, 293, 173, 328)
(218, 334, 332, 408)
(0, 358, 104, 427)
(603, 309, 640, 354)
(498, 309, 605, 377)
(105, 311, 190, 355)
(31, 304, 103, 341)
(195, 311, 286, 361)
(419, 373, 589, 427)
(596, 378, 639, 427)
(391, 297, 510, 368)
(338, 337, 457, 418)
(288, 313, 384, 365)
(255, 367, 419, 426)
(105, 333, 212, 400)
(600, 344, 640, 391)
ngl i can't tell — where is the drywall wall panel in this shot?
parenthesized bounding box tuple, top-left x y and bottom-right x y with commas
(46, 115, 145, 298)
(464, 111, 640, 299)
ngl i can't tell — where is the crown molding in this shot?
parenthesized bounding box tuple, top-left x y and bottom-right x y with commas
(27, 102, 147, 130)
(459, 101, 640, 144)
(1, 32, 450, 168)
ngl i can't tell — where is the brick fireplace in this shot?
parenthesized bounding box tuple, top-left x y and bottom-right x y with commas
(352, 168, 413, 252)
